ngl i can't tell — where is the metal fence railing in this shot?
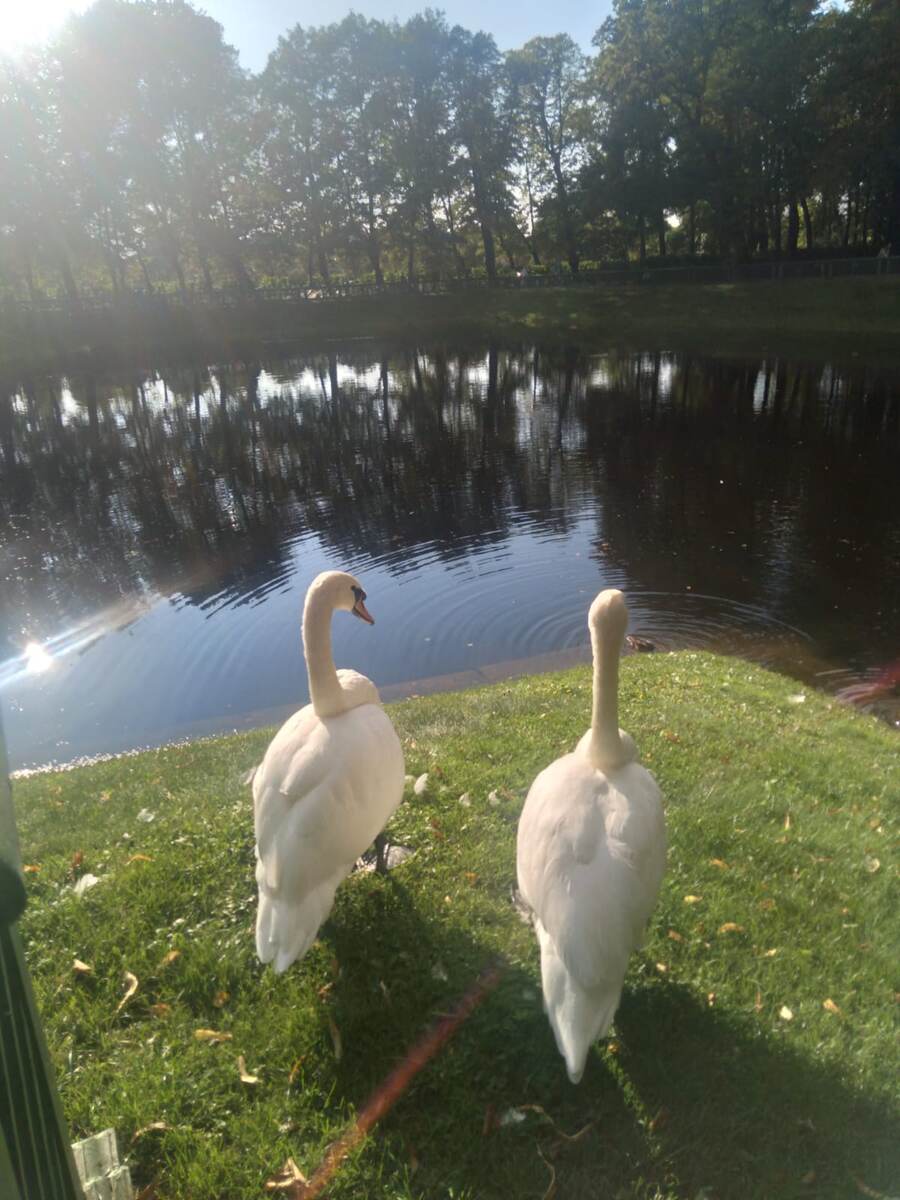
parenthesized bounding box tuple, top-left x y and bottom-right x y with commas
(2, 254, 898, 317)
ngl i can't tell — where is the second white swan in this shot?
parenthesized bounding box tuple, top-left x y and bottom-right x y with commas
(516, 589, 666, 1082)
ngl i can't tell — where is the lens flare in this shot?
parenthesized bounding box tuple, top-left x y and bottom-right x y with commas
(23, 642, 54, 675)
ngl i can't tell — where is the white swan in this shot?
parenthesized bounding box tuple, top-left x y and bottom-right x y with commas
(516, 589, 666, 1082)
(252, 570, 405, 973)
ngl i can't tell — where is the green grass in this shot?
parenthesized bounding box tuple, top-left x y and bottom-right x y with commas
(13, 653, 899, 1199)
(4, 276, 900, 373)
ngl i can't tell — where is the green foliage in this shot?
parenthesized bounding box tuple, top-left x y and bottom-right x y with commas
(14, 654, 899, 1199)
(1, 0, 897, 303)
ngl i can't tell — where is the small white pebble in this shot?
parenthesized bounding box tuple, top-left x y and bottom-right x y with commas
(137, 808, 156, 822)
(500, 1108, 526, 1127)
(458, 792, 471, 807)
(488, 790, 500, 806)
(413, 773, 429, 796)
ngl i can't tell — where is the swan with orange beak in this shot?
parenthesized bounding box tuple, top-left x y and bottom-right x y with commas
(251, 571, 405, 972)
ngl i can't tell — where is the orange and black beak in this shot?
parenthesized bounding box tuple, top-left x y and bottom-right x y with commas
(351, 586, 374, 625)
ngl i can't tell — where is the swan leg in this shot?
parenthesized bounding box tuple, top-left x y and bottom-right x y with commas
(374, 832, 388, 875)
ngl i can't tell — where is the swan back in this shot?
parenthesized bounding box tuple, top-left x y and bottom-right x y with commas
(516, 587, 666, 1081)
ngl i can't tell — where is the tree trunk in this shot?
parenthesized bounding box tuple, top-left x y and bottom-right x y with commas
(138, 253, 155, 294)
(20, 243, 40, 304)
(688, 202, 696, 257)
(800, 197, 814, 251)
(638, 212, 647, 262)
(657, 211, 667, 257)
(842, 190, 852, 248)
(57, 251, 79, 303)
(770, 195, 782, 255)
(317, 243, 331, 287)
(786, 197, 800, 256)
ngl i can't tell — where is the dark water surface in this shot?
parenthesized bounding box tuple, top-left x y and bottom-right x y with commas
(2, 344, 898, 769)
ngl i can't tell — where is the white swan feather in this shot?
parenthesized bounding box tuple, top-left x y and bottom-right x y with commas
(252, 571, 404, 973)
(517, 589, 666, 1082)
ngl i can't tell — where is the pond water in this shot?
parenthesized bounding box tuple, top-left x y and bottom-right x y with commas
(1, 343, 898, 769)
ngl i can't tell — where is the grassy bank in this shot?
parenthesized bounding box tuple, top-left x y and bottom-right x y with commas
(3, 276, 900, 375)
(14, 653, 899, 1199)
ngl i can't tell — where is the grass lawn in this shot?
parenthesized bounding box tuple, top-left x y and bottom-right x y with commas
(13, 652, 899, 1200)
(4, 276, 900, 373)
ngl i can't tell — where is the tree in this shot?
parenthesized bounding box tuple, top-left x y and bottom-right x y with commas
(507, 35, 588, 273)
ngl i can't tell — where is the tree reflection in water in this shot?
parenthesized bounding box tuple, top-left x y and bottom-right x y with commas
(1, 344, 898, 766)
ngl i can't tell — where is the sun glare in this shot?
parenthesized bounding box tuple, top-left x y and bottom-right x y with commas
(23, 641, 54, 675)
(1, 3, 90, 56)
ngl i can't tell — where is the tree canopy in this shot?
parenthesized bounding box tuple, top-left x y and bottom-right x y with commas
(0, 0, 897, 300)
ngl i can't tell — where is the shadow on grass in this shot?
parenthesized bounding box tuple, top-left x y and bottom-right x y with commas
(613, 980, 900, 1200)
(310, 881, 897, 1199)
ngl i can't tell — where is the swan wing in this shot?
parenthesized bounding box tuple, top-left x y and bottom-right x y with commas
(254, 703, 404, 898)
(517, 755, 665, 992)
(336, 668, 381, 707)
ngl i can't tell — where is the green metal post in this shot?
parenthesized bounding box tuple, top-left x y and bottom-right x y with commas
(0, 713, 84, 1200)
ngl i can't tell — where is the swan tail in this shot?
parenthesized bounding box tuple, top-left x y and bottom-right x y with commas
(537, 920, 622, 1084)
(255, 880, 340, 974)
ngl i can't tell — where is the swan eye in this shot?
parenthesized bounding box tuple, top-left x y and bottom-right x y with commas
(351, 585, 366, 603)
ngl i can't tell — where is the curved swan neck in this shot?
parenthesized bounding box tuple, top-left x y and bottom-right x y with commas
(587, 590, 631, 769)
(303, 585, 345, 718)
(590, 622, 623, 767)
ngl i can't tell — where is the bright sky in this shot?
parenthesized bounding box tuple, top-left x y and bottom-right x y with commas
(2, 0, 612, 70)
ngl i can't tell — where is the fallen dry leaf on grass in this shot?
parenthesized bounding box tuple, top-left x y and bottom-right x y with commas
(763, 948, 779, 957)
(667, 929, 684, 943)
(288, 1057, 305, 1086)
(863, 855, 881, 873)
(72, 959, 92, 976)
(707, 992, 716, 1007)
(115, 971, 138, 1014)
(213, 990, 230, 1008)
(759, 898, 776, 910)
(779, 1005, 794, 1021)
(127, 854, 153, 865)
(194, 1028, 232, 1044)
(129, 1122, 170, 1147)
(709, 858, 729, 869)
(648, 1107, 669, 1134)
(853, 1176, 892, 1199)
(265, 1158, 308, 1192)
(159, 949, 181, 968)
(661, 730, 681, 743)
(655, 962, 668, 974)
(149, 1003, 171, 1018)
(718, 922, 745, 934)
(70, 850, 84, 876)
(823, 998, 843, 1016)
(683, 895, 702, 904)
(237, 1055, 259, 1085)
(23, 864, 41, 874)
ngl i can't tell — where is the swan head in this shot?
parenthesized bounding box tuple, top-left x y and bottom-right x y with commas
(307, 570, 375, 625)
(588, 588, 628, 644)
